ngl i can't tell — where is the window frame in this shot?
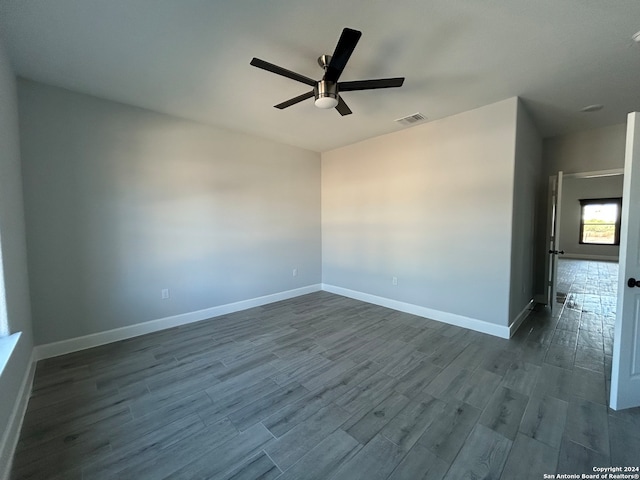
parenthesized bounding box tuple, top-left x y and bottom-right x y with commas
(578, 197, 622, 246)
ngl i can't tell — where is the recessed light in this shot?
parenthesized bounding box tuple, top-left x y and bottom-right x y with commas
(633, 30, 640, 43)
(580, 104, 604, 113)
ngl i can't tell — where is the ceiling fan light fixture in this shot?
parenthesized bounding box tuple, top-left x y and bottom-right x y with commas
(314, 80, 339, 109)
(315, 95, 339, 109)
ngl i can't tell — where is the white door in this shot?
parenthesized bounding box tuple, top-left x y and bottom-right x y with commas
(547, 171, 564, 314)
(610, 112, 640, 410)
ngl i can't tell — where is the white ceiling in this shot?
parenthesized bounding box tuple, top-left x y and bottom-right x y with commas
(1, 0, 640, 152)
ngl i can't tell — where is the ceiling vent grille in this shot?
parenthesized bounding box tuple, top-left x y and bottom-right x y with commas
(394, 112, 426, 126)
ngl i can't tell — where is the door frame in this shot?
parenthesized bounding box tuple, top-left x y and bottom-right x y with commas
(544, 168, 624, 308)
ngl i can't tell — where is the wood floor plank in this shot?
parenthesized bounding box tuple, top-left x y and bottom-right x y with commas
(335, 371, 397, 414)
(14, 399, 130, 457)
(261, 391, 334, 438)
(423, 365, 472, 402)
(166, 423, 274, 480)
(344, 391, 410, 445)
(270, 352, 332, 386)
(544, 344, 576, 370)
(564, 397, 610, 455)
(417, 400, 481, 463)
(381, 393, 446, 452)
(217, 451, 281, 480)
(386, 443, 449, 480)
(10, 435, 111, 480)
(442, 424, 512, 480)
(478, 386, 529, 441)
(108, 391, 212, 450)
(608, 414, 640, 468)
(227, 381, 309, 431)
(500, 433, 559, 480)
(377, 344, 429, 379)
(392, 360, 442, 399)
(320, 332, 372, 361)
(298, 357, 359, 391)
(501, 361, 540, 395)
(446, 343, 485, 372)
(574, 346, 604, 374)
(203, 363, 278, 403)
(329, 433, 407, 480)
(144, 355, 227, 391)
(556, 437, 610, 475)
(519, 394, 568, 448)
(264, 403, 351, 472)
(80, 413, 215, 480)
(19, 387, 141, 446)
(276, 429, 361, 480)
(570, 366, 607, 405)
(428, 338, 468, 367)
(200, 378, 283, 426)
(453, 368, 502, 410)
(479, 348, 519, 376)
(533, 364, 573, 402)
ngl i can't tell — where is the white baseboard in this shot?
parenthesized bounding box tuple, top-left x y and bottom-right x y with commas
(35, 284, 322, 360)
(0, 348, 36, 480)
(321, 284, 511, 339)
(561, 253, 618, 262)
(509, 299, 536, 337)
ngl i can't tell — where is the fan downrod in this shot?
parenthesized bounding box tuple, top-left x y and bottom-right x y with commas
(317, 55, 332, 70)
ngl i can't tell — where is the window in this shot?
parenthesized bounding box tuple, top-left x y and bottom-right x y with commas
(579, 197, 622, 245)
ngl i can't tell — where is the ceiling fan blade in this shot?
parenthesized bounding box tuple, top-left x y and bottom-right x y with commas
(324, 28, 362, 83)
(274, 91, 315, 109)
(335, 96, 352, 116)
(338, 77, 405, 91)
(250, 58, 317, 86)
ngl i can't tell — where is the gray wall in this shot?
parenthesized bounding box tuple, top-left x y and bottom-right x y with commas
(543, 124, 626, 175)
(509, 101, 542, 322)
(559, 175, 624, 260)
(18, 80, 321, 345)
(0, 35, 34, 473)
(322, 98, 523, 328)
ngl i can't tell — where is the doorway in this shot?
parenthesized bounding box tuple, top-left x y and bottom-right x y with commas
(547, 170, 623, 402)
(548, 170, 624, 311)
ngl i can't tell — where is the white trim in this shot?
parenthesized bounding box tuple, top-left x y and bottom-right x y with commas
(0, 348, 36, 480)
(509, 299, 535, 337)
(563, 168, 624, 179)
(0, 333, 20, 378)
(321, 284, 510, 339)
(35, 284, 322, 360)
(561, 253, 619, 262)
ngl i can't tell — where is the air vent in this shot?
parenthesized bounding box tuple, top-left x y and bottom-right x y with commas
(394, 112, 426, 126)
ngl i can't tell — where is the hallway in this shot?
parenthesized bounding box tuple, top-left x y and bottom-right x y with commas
(555, 259, 617, 378)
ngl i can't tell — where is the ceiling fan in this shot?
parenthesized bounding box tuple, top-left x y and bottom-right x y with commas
(250, 27, 405, 116)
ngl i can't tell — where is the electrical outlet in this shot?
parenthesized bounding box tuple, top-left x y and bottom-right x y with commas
(293, 268, 298, 277)
(161, 288, 170, 299)
(392, 276, 398, 286)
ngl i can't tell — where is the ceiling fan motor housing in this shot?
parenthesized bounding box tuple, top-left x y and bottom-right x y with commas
(314, 80, 338, 108)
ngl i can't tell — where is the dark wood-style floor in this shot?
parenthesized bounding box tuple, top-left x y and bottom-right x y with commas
(10, 260, 640, 479)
